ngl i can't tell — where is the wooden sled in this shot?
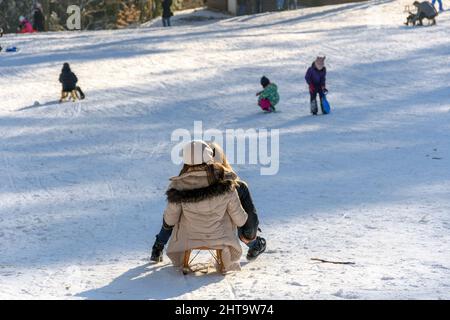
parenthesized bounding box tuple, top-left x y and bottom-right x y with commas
(182, 247, 225, 275)
(59, 90, 79, 103)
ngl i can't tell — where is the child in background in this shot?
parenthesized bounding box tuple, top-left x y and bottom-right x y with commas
(256, 76, 280, 113)
(18, 16, 35, 34)
(432, 0, 444, 12)
(305, 56, 328, 115)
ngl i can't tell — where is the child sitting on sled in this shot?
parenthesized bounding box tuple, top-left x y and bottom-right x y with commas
(305, 56, 328, 115)
(150, 141, 267, 265)
(256, 76, 279, 113)
(59, 63, 85, 102)
(18, 16, 36, 34)
(151, 140, 248, 273)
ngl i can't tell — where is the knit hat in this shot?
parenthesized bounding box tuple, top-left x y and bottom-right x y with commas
(19, 16, 26, 22)
(182, 140, 214, 165)
(315, 56, 326, 69)
(62, 62, 71, 72)
(260, 76, 270, 87)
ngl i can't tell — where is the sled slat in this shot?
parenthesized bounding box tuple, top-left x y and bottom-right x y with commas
(183, 247, 225, 275)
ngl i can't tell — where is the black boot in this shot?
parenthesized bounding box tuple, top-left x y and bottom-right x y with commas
(151, 239, 165, 263)
(310, 99, 318, 115)
(246, 237, 266, 260)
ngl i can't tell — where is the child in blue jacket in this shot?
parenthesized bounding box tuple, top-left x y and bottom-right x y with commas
(305, 56, 328, 115)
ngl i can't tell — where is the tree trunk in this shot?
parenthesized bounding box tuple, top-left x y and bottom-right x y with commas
(41, 0, 50, 31)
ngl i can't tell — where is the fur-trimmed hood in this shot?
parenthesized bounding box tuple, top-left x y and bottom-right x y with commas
(163, 168, 248, 272)
(166, 169, 238, 203)
(167, 179, 235, 203)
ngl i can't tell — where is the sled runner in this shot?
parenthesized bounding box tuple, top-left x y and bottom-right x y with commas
(59, 90, 78, 103)
(183, 247, 225, 275)
(59, 86, 85, 103)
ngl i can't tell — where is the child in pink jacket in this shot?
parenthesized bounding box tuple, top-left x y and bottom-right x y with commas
(18, 16, 35, 34)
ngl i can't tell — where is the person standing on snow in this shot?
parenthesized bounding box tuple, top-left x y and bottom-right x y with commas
(162, 0, 173, 27)
(256, 76, 280, 113)
(33, 3, 46, 32)
(305, 56, 328, 115)
(254, 0, 262, 13)
(277, 0, 285, 11)
(288, 0, 298, 10)
(432, 0, 444, 12)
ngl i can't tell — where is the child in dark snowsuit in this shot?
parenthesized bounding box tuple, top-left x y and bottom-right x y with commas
(257, 76, 280, 113)
(405, 1, 438, 26)
(162, 0, 173, 27)
(33, 3, 46, 32)
(59, 63, 85, 102)
(305, 56, 328, 115)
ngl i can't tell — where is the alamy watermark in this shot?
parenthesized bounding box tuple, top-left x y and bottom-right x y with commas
(171, 121, 280, 176)
(66, 5, 81, 30)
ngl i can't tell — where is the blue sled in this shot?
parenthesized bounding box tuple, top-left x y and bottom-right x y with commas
(6, 46, 18, 52)
(322, 95, 331, 114)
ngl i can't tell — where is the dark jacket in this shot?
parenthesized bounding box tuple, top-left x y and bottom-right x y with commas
(415, 1, 438, 18)
(162, 0, 173, 18)
(236, 181, 259, 241)
(305, 62, 326, 88)
(59, 64, 78, 92)
(33, 9, 45, 32)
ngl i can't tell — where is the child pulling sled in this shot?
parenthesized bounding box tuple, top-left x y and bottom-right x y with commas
(256, 76, 280, 113)
(305, 56, 329, 115)
(405, 1, 438, 26)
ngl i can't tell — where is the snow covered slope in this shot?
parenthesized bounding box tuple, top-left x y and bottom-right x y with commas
(1, 0, 450, 299)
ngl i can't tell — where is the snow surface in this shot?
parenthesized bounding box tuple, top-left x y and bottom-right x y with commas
(1, 0, 450, 299)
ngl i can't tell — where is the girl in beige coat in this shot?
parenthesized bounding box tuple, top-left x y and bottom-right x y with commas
(151, 141, 267, 265)
(157, 141, 248, 272)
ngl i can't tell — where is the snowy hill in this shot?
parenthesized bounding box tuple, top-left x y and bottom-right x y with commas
(1, 0, 450, 299)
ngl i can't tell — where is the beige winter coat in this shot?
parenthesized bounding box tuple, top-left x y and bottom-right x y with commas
(163, 168, 248, 272)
